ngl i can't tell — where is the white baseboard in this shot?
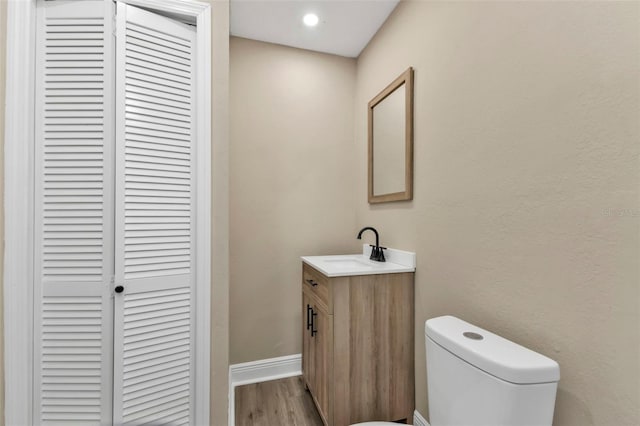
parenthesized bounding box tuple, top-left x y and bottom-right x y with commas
(414, 409, 429, 426)
(228, 354, 302, 426)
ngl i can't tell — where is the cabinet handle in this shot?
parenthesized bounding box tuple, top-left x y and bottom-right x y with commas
(306, 304, 312, 330)
(311, 310, 318, 337)
(306, 279, 318, 287)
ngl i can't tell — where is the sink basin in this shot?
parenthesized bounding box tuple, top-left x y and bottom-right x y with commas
(323, 258, 374, 269)
(301, 245, 416, 277)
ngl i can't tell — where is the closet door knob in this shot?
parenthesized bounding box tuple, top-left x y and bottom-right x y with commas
(114, 285, 124, 294)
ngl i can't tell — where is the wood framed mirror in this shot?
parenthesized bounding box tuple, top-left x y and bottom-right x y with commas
(368, 67, 414, 203)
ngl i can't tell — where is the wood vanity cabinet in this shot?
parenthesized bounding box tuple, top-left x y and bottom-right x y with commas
(301, 262, 415, 426)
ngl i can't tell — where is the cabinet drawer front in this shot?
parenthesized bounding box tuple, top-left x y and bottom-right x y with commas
(302, 263, 330, 310)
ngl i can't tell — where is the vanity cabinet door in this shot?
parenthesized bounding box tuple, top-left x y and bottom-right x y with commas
(312, 302, 332, 425)
(302, 291, 315, 393)
(302, 287, 333, 425)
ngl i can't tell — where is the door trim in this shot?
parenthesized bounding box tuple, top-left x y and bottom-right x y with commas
(3, 1, 213, 424)
(4, 1, 36, 424)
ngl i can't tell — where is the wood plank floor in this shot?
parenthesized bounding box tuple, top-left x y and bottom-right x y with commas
(235, 376, 324, 426)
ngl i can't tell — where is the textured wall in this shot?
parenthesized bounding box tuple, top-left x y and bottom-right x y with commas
(229, 37, 357, 363)
(209, 1, 230, 424)
(354, 1, 639, 424)
(0, 0, 6, 422)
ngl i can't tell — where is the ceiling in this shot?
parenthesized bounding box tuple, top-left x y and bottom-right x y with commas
(230, 0, 400, 58)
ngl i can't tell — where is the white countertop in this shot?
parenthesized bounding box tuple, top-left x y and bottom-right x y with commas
(301, 245, 416, 277)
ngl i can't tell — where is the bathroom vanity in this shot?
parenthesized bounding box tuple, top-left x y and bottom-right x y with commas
(301, 247, 416, 426)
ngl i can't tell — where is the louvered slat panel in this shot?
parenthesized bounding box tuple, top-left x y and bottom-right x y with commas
(123, 92, 191, 279)
(40, 296, 103, 423)
(42, 15, 105, 282)
(126, 24, 190, 49)
(126, 96, 191, 115)
(124, 357, 190, 381)
(121, 289, 191, 424)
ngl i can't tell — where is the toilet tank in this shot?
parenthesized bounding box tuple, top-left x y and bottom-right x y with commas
(425, 316, 560, 426)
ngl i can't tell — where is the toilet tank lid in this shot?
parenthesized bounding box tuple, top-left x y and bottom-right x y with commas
(425, 316, 560, 384)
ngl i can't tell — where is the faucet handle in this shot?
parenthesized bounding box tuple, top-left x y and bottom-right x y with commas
(368, 245, 377, 261)
(368, 245, 386, 262)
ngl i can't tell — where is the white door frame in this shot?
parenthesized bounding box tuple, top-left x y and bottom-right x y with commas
(3, 1, 212, 424)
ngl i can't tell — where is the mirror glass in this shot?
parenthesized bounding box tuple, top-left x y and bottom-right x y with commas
(368, 67, 414, 203)
(372, 85, 405, 195)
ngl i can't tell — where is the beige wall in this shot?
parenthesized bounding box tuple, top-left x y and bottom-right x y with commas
(229, 37, 357, 363)
(355, 1, 639, 425)
(0, 0, 6, 423)
(209, 2, 230, 424)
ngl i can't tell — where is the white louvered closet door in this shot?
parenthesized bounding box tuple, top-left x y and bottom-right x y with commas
(113, 4, 196, 425)
(34, 1, 115, 424)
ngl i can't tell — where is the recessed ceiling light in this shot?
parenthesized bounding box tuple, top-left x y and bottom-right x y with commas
(303, 13, 319, 27)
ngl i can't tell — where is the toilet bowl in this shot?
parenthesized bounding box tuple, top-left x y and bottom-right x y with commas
(351, 316, 560, 426)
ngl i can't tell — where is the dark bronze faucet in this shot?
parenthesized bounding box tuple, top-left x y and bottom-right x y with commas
(357, 226, 386, 262)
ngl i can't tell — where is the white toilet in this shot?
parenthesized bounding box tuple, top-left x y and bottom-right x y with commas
(355, 315, 560, 426)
